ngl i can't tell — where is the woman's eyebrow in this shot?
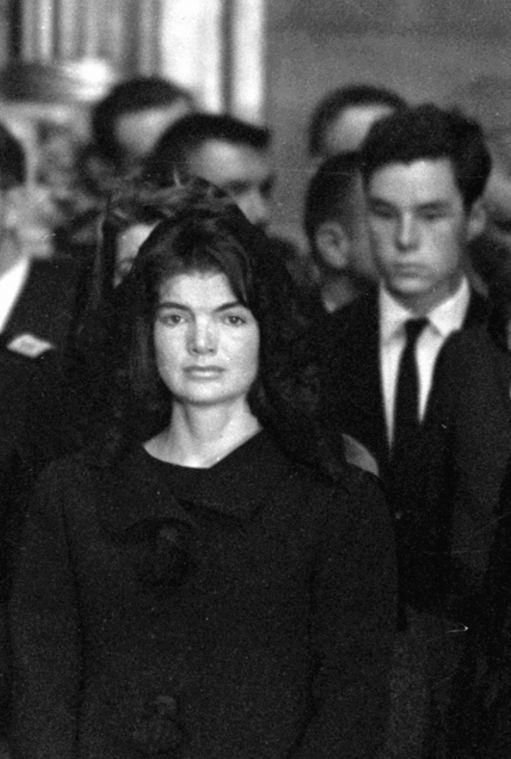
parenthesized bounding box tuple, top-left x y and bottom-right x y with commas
(156, 300, 242, 312)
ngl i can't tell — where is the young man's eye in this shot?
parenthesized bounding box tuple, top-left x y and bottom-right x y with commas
(370, 205, 394, 219)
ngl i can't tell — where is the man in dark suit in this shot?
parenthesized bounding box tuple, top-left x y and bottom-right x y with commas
(0, 122, 81, 737)
(321, 104, 492, 757)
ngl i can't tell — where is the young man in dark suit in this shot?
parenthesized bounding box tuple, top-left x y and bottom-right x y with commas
(320, 104, 492, 757)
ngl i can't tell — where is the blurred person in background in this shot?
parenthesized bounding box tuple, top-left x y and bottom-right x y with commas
(143, 113, 274, 231)
(144, 113, 320, 319)
(9, 179, 396, 759)
(0, 121, 82, 742)
(450, 76, 511, 298)
(304, 152, 378, 312)
(307, 83, 406, 163)
(59, 76, 196, 258)
(89, 76, 196, 180)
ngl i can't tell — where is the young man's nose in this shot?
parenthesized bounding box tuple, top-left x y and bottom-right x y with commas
(395, 214, 419, 250)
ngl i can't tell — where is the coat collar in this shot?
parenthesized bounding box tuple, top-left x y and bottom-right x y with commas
(99, 431, 293, 533)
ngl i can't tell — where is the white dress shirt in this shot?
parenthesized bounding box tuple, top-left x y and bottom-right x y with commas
(379, 278, 471, 446)
(0, 257, 29, 333)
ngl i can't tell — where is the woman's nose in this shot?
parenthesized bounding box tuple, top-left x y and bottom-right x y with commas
(188, 320, 217, 354)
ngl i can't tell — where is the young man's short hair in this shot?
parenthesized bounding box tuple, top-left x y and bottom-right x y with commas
(143, 113, 271, 186)
(308, 84, 405, 159)
(0, 122, 25, 189)
(360, 103, 492, 209)
(91, 76, 195, 167)
(304, 152, 362, 269)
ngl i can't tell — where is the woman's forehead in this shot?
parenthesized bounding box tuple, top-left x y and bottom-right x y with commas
(158, 270, 237, 305)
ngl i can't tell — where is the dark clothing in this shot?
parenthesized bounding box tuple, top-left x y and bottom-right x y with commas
(317, 288, 490, 758)
(2, 256, 81, 359)
(423, 327, 511, 758)
(319, 288, 489, 612)
(9, 431, 396, 759)
(424, 325, 511, 618)
(0, 255, 83, 731)
(0, 255, 83, 595)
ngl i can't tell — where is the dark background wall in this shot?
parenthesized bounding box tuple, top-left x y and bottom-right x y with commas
(266, 0, 511, 244)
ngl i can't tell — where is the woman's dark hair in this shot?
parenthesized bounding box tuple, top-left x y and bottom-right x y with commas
(69, 177, 190, 393)
(88, 177, 190, 313)
(97, 178, 341, 480)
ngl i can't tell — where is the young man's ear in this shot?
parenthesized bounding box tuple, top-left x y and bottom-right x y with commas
(314, 220, 351, 271)
(467, 198, 487, 241)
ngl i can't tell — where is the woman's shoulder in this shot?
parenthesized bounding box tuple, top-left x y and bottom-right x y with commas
(286, 449, 386, 525)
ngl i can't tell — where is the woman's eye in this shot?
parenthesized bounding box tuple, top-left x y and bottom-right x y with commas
(158, 312, 185, 326)
(223, 313, 247, 326)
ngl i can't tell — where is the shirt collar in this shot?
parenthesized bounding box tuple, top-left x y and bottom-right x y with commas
(379, 276, 470, 344)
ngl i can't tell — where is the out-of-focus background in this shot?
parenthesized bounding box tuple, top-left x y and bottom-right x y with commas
(0, 0, 510, 244)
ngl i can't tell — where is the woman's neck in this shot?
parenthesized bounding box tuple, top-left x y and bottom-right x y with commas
(145, 402, 262, 468)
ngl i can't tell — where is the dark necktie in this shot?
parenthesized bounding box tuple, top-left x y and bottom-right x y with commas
(390, 318, 428, 628)
(391, 317, 428, 461)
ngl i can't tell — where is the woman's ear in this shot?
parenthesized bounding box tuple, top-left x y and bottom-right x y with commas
(467, 198, 487, 241)
(314, 220, 351, 271)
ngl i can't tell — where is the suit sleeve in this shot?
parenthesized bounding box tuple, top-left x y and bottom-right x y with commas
(293, 471, 397, 759)
(9, 463, 81, 759)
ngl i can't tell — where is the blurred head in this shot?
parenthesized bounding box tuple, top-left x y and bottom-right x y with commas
(361, 105, 491, 314)
(0, 123, 25, 190)
(304, 152, 376, 291)
(308, 84, 405, 161)
(88, 179, 193, 314)
(91, 76, 195, 170)
(0, 123, 27, 273)
(143, 114, 273, 229)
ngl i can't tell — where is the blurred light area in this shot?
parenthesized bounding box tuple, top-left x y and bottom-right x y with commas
(229, 0, 265, 123)
(160, 0, 265, 121)
(161, 0, 223, 111)
(0, 58, 119, 103)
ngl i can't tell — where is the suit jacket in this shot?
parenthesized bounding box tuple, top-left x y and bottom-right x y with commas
(0, 256, 83, 597)
(423, 325, 511, 616)
(2, 256, 81, 357)
(320, 287, 489, 611)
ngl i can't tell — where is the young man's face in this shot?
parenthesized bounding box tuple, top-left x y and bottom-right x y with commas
(185, 139, 274, 229)
(367, 158, 482, 314)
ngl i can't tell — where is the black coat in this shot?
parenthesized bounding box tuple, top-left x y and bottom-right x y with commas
(9, 432, 396, 759)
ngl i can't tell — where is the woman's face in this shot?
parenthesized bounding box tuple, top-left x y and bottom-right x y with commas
(153, 270, 260, 410)
(114, 223, 157, 286)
